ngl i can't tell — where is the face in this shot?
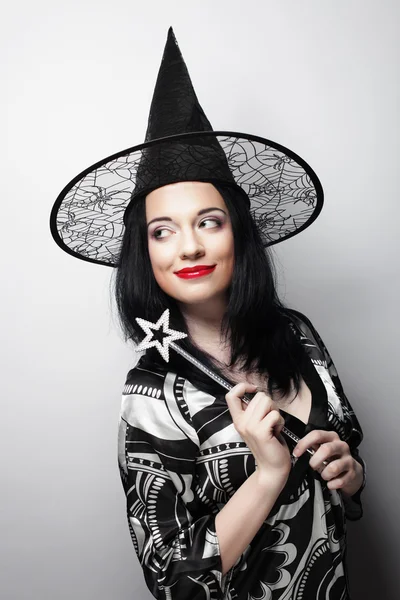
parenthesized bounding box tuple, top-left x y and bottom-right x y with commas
(145, 181, 234, 309)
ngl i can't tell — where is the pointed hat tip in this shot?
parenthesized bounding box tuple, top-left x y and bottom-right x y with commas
(164, 26, 181, 57)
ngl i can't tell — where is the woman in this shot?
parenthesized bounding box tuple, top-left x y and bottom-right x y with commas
(50, 28, 366, 600)
(115, 179, 365, 600)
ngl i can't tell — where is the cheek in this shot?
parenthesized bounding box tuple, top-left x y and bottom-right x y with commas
(147, 241, 176, 291)
(210, 233, 234, 283)
(148, 241, 169, 271)
(218, 233, 234, 266)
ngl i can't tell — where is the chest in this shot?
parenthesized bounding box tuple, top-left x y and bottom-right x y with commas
(225, 367, 312, 426)
(276, 378, 312, 426)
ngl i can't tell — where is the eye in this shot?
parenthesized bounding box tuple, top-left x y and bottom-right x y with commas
(199, 218, 222, 229)
(152, 228, 173, 240)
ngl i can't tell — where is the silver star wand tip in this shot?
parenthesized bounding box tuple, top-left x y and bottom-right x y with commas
(135, 309, 187, 362)
(135, 309, 239, 391)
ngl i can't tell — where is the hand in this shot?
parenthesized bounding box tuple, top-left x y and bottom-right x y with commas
(293, 430, 364, 494)
(225, 382, 292, 483)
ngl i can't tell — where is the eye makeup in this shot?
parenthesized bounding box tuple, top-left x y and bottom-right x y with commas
(148, 210, 227, 240)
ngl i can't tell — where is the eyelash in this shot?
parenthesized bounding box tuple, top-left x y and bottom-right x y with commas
(199, 218, 223, 229)
(151, 218, 223, 240)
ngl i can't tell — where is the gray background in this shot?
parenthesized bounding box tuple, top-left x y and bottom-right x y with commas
(2, 1, 399, 599)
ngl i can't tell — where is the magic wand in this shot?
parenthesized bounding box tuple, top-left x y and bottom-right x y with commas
(135, 309, 327, 466)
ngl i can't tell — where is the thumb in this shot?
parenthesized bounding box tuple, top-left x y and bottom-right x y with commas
(225, 382, 257, 420)
(266, 410, 286, 439)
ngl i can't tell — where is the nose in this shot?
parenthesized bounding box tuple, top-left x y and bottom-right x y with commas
(179, 228, 205, 260)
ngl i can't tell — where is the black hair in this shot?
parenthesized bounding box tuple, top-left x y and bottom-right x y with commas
(113, 183, 304, 400)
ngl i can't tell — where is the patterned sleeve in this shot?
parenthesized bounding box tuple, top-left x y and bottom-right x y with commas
(118, 366, 227, 600)
(289, 310, 367, 521)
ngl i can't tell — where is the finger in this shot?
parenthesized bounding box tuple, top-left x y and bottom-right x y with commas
(272, 411, 286, 433)
(243, 390, 274, 421)
(225, 383, 257, 420)
(320, 457, 353, 482)
(276, 431, 289, 449)
(260, 410, 286, 441)
(272, 409, 287, 436)
(327, 471, 350, 490)
(293, 430, 340, 458)
(309, 440, 349, 470)
(274, 419, 285, 437)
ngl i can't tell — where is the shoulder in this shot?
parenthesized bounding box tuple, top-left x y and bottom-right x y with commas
(283, 308, 329, 366)
(284, 308, 316, 332)
(123, 362, 167, 396)
(122, 361, 176, 407)
(284, 308, 322, 343)
(121, 362, 198, 437)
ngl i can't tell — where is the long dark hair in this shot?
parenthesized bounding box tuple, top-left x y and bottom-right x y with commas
(114, 183, 303, 399)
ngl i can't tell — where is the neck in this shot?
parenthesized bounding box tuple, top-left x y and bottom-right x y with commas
(179, 297, 230, 359)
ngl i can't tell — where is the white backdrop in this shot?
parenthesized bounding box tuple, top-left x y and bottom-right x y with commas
(2, 1, 399, 599)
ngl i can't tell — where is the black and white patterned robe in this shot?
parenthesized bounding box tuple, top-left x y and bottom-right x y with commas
(118, 311, 366, 599)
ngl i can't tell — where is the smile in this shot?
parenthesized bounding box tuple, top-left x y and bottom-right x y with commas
(174, 265, 216, 279)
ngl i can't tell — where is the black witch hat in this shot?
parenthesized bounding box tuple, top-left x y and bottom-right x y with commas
(50, 27, 323, 267)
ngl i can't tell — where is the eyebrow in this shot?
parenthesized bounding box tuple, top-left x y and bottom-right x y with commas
(147, 207, 227, 227)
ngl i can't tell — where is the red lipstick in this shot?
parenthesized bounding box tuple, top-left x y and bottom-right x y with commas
(174, 265, 216, 279)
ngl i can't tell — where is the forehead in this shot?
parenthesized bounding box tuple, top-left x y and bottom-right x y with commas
(145, 181, 227, 219)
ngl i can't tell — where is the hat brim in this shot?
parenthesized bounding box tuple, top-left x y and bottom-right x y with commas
(50, 130, 323, 267)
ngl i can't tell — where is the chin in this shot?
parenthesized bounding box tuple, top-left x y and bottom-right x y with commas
(155, 273, 232, 307)
(174, 287, 229, 307)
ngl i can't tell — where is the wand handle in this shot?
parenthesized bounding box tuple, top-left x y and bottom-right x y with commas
(170, 341, 234, 392)
(171, 341, 322, 462)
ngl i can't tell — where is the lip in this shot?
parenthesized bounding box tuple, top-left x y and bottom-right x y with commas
(174, 265, 216, 279)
